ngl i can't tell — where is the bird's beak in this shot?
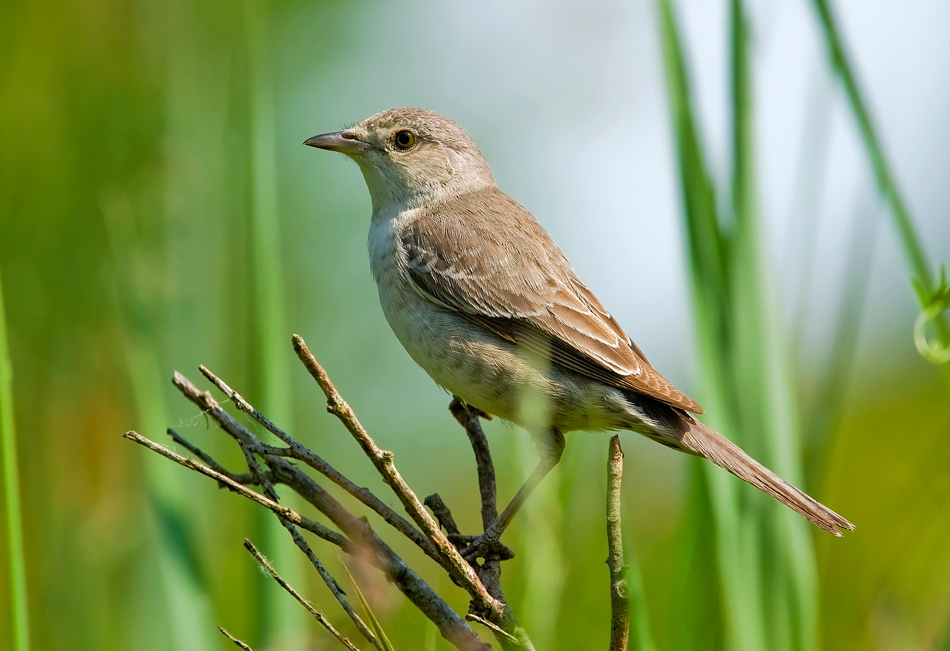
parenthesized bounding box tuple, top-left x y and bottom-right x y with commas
(303, 131, 370, 155)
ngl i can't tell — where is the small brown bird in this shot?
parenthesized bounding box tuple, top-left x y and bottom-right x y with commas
(304, 107, 854, 549)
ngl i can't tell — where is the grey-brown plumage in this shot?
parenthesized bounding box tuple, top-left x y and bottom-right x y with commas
(305, 107, 854, 539)
(402, 186, 702, 414)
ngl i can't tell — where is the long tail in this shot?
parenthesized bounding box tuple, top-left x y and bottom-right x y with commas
(680, 419, 855, 536)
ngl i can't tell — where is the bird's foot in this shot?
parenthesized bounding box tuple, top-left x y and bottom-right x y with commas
(448, 396, 494, 421)
(469, 406, 493, 420)
(458, 525, 514, 562)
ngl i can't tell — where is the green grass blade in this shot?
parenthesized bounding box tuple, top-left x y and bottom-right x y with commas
(512, 433, 566, 650)
(244, 0, 291, 403)
(658, 1, 824, 649)
(657, 2, 764, 648)
(669, 465, 722, 648)
(729, 2, 818, 649)
(0, 267, 30, 651)
(340, 558, 395, 651)
(810, 0, 949, 351)
(101, 192, 219, 651)
(242, 0, 302, 645)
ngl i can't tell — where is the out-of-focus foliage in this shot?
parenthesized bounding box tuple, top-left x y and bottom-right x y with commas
(1, 0, 948, 649)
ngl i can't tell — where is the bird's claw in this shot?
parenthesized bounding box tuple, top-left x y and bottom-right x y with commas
(458, 528, 514, 562)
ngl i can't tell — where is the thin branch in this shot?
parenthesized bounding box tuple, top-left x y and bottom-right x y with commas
(218, 627, 255, 650)
(466, 614, 517, 642)
(236, 438, 281, 502)
(281, 525, 381, 650)
(423, 492, 513, 561)
(167, 427, 230, 472)
(167, 428, 260, 485)
(606, 435, 629, 651)
(164, 375, 493, 651)
(244, 539, 364, 651)
(248, 440, 437, 559)
(293, 337, 535, 649)
(449, 398, 498, 529)
(125, 431, 353, 550)
(292, 335, 503, 616)
(225, 425, 382, 650)
(268, 464, 493, 651)
(200, 364, 440, 562)
(199, 364, 289, 440)
(449, 396, 520, 644)
(169, 373, 383, 544)
(423, 493, 468, 550)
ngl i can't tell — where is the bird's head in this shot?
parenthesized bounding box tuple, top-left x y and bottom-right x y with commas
(305, 108, 495, 213)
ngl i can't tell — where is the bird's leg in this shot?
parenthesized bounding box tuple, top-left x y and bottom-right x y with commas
(461, 428, 565, 561)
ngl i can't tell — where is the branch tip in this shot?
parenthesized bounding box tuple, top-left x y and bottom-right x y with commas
(606, 435, 629, 651)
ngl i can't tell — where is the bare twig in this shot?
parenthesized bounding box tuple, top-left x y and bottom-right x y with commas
(449, 396, 520, 640)
(225, 427, 382, 650)
(124, 431, 353, 551)
(423, 491, 511, 562)
(423, 493, 469, 550)
(247, 440, 437, 560)
(236, 437, 281, 502)
(281, 525, 381, 650)
(167, 427, 230, 472)
(164, 375, 494, 651)
(169, 373, 386, 547)
(606, 435, 629, 651)
(449, 398, 498, 529)
(199, 364, 288, 440)
(244, 539, 364, 651)
(218, 627, 254, 650)
(199, 365, 438, 560)
(466, 614, 518, 642)
(167, 428, 260, 485)
(292, 336, 505, 616)
(293, 336, 536, 649)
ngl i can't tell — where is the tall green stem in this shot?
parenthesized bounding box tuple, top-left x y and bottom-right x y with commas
(243, 0, 299, 645)
(658, 1, 820, 648)
(810, 0, 949, 356)
(0, 268, 31, 651)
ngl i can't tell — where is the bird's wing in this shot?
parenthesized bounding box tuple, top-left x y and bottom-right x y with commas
(401, 187, 703, 414)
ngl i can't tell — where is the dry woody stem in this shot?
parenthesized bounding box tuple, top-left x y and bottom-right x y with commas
(606, 435, 630, 651)
(218, 627, 255, 651)
(198, 364, 438, 560)
(153, 371, 489, 649)
(291, 336, 495, 601)
(243, 539, 364, 651)
(123, 334, 618, 649)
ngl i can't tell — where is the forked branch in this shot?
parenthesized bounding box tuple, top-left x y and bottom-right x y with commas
(125, 334, 630, 650)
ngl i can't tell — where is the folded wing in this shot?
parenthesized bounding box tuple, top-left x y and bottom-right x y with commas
(401, 187, 703, 414)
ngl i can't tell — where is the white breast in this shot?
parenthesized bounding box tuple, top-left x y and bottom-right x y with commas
(367, 207, 440, 369)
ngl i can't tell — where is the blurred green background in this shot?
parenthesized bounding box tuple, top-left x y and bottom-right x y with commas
(1, 0, 949, 649)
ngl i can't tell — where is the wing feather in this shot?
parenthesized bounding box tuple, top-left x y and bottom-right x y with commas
(402, 187, 703, 414)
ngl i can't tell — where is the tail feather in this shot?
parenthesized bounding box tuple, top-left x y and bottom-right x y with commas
(681, 419, 855, 536)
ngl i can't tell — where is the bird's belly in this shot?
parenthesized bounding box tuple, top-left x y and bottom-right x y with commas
(374, 270, 627, 433)
(377, 275, 521, 416)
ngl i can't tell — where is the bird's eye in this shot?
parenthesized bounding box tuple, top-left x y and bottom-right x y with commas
(393, 130, 416, 150)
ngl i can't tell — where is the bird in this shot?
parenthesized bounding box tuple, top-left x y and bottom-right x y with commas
(303, 107, 854, 552)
